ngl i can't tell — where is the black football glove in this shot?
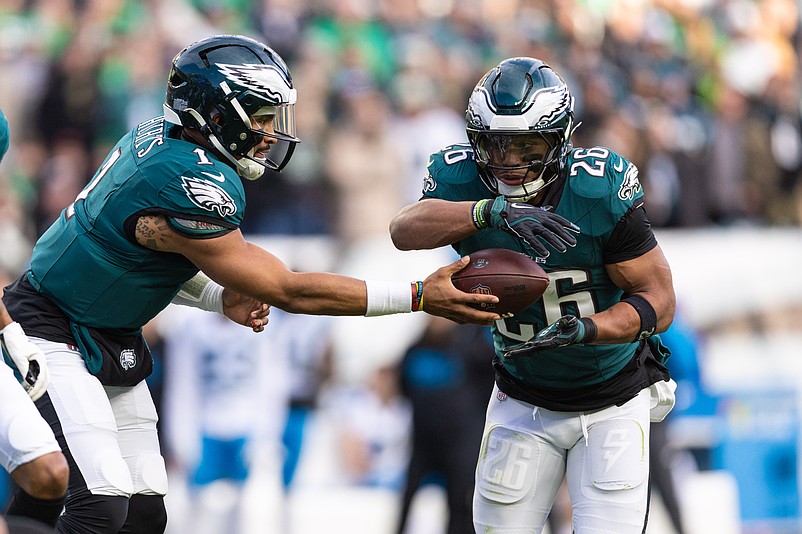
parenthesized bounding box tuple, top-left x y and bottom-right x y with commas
(481, 196, 579, 259)
(504, 315, 596, 358)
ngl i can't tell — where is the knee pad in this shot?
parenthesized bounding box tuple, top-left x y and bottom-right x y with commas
(475, 425, 539, 505)
(59, 493, 129, 534)
(122, 494, 167, 534)
(92, 449, 134, 496)
(134, 452, 168, 495)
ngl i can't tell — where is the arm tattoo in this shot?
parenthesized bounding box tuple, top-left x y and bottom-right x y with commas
(136, 215, 172, 251)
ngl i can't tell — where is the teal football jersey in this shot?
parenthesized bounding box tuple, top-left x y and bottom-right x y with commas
(28, 116, 245, 330)
(424, 144, 648, 389)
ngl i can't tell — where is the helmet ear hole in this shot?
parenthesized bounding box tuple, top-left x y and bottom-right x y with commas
(168, 71, 185, 88)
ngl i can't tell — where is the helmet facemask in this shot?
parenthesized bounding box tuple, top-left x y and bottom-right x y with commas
(468, 128, 567, 202)
(206, 82, 298, 180)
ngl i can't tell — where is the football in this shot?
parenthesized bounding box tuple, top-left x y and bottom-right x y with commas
(452, 248, 550, 315)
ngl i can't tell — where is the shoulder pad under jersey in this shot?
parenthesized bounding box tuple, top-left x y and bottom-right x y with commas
(565, 146, 643, 205)
(422, 144, 491, 202)
(132, 123, 246, 231)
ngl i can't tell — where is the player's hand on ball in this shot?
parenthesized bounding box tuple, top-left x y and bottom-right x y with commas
(0, 322, 50, 401)
(221, 289, 270, 332)
(484, 196, 579, 258)
(504, 315, 592, 357)
(422, 256, 501, 325)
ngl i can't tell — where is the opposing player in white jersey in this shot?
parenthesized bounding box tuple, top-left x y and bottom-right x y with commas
(0, 106, 69, 532)
(161, 307, 290, 534)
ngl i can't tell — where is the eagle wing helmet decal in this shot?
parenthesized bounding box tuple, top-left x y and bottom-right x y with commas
(181, 176, 237, 217)
(216, 63, 295, 104)
(527, 85, 571, 128)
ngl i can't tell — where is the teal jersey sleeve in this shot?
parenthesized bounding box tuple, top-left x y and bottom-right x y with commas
(136, 124, 245, 237)
(421, 144, 494, 203)
(422, 144, 527, 256)
(560, 146, 644, 241)
(0, 107, 9, 162)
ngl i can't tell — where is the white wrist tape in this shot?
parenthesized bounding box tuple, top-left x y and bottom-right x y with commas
(173, 273, 225, 315)
(364, 280, 412, 317)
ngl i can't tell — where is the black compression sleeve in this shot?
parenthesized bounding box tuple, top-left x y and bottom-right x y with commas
(603, 202, 657, 264)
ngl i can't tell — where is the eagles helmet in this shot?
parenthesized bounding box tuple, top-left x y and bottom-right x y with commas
(466, 57, 575, 202)
(164, 34, 300, 180)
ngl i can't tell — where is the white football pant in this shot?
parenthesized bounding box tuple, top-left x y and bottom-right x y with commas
(474, 385, 651, 534)
(33, 339, 168, 497)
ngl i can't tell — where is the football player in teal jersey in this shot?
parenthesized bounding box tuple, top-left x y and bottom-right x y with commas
(390, 57, 677, 533)
(1, 106, 69, 534)
(0, 36, 569, 534)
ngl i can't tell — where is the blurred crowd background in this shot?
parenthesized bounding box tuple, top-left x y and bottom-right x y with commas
(1, 0, 801, 275)
(2, 0, 802, 533)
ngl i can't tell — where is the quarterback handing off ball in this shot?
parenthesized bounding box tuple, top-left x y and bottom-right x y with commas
(452, 249, 550, 316)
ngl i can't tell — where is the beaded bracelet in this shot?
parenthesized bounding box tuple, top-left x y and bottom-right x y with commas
(411, 281, 424, 311)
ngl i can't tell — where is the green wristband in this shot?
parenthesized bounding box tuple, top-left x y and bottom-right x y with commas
(472, 199, 491, 229)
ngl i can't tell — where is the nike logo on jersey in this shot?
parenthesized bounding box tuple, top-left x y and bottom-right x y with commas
(201, 171, 226, 182)
(614, 158, 624, 172)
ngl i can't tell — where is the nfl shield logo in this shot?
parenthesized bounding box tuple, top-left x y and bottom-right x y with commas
(469, 284, 492, 295)
(120, 349, 137, 370)
(470, 284, 495, 310)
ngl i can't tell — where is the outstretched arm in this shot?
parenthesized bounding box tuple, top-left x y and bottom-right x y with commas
(137, 214, 501, 325)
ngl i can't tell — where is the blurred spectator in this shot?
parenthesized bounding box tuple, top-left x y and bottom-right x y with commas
(266, 309, 334, 490)
(650, 308, 709, 534)
(765, 74, 802, 225)
(324, 71, 406, 244)
(328, 362, 412, 490)
(31, 137, 90, 237)
(395, 316, 495, 534)
(704, 84, 777, 225)
(0, 0, 799, 239)
(389, 63, 468, 204)
(34, 30, 102, 152)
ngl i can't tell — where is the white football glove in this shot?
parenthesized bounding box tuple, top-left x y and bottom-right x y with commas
(0, 322, 50, 401)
